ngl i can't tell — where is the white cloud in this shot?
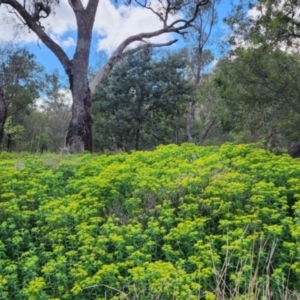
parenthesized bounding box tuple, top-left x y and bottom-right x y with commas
(244, 2, 300, 54)
(0, 0, 76, 44)
(0, 9, 36, 43)
(94, 0, 176, 54)
(50, 35, 76, 49)
(0, 0, 176, 55)
(35, 88, 72, 111)
(211, 58, 218, 68)
(61, 36, 76, 48)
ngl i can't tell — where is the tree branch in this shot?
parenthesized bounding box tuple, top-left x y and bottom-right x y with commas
(134, 0, 167, 26)
(2, 0, 71, 73)
(68, 0, 84, 12)
(201, 118, 216, 144)
(90, 0, 209, 95)
(169, 0, 210, 30)
(121, 39, 178, 59)
(89, 39, 178, 96)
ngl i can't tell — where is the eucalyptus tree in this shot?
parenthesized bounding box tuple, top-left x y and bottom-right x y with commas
(184, 0, 219, 141)
(21, 71, 71, 152)
(191, 72, 224, 145)
(0, 87, 5, 147)
(42, 71, 71, 152)
(0, 46, 44, 150)
(1, 0, 211, 152)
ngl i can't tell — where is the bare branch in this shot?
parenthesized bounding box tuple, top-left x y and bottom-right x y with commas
(122, 38, 177, 58)
(32, 2, 51, 22)
(90, 0, 210, 95)
(133, 0, 210, 33)
(134, 0, 166, 25)
(85, 0, 100, 25)
(89, 39, 178, 95)
(7, 5, 27, 25)
(169, 0, 210, 30)
(2, 0, 71, 73)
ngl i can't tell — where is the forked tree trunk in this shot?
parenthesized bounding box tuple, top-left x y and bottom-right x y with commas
(65, 6, 96, 153)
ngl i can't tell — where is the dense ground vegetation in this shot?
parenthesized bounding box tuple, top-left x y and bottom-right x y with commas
(1, 143, 300, 299)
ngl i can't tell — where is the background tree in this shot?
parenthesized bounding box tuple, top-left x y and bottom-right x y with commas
(42, 72, 71, 152)
(215, 0, 300, 150)
(214, 46, 300, 148)
(92, 49, 192, 152)
(184, 0, 219, 141)
(0, 46, 44, 151)
(248, 0, 300, 47)
(190, 72, 226, 144)
(1, 0, 210, 152)
(224, 0, 300, 50)
(21, 71, 71, 152)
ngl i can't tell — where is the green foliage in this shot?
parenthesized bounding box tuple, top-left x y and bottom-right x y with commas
(214, 47, 300, 148)
(1, 144, 300, 298)
(0, 48, 44, 112)
(0, 47, 45, 151)
(189, 74, 225, 145)
(22, 71, 71, 153)
(250, 0, 300, 46)
(223, 0, 300, 48)
(219, 0, 300, 149)
(92, 49, 192, 152)
(3, 116, 24, 140)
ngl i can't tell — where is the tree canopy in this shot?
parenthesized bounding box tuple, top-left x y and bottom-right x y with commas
(0, 47, 44, 150)
(93, 49, 192, 152)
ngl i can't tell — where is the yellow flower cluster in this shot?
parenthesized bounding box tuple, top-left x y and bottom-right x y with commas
(0, 144, 300, 299)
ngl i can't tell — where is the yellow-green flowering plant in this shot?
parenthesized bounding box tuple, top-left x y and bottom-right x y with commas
(0, 144, 300, 299)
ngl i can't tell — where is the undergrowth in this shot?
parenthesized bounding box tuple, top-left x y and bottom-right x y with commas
(0, 143, 300, 299)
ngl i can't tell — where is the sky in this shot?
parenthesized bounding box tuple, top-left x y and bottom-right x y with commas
(0, 0, 235, 76)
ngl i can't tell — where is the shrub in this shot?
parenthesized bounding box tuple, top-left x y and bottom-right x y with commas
(0, 143, 300, 299)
